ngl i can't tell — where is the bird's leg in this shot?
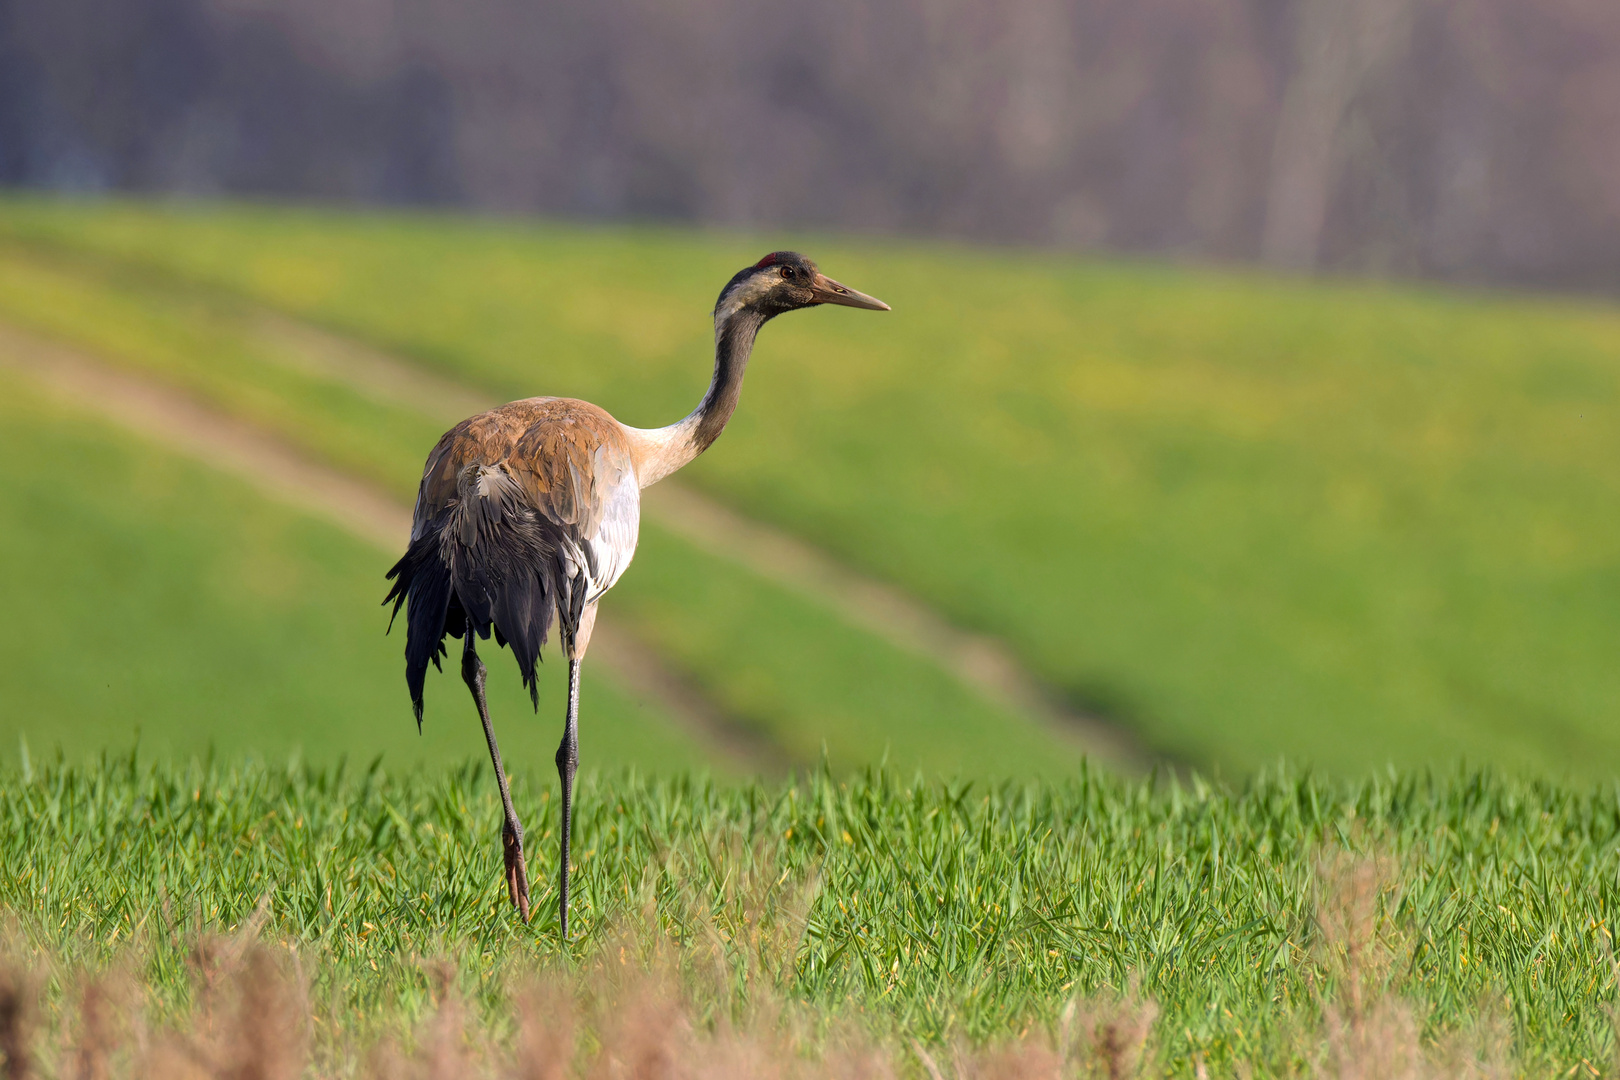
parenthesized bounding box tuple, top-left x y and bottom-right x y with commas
(555, 656, 581, 938)
(463, 629, 531, 922)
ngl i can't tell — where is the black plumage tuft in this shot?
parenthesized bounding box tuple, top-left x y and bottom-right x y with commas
(385, 463, 590, 725)
(384, 536, 456, 730)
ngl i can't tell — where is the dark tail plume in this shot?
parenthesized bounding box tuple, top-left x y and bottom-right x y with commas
(384, 538, 451, 731)
(385, 465, 572, 723)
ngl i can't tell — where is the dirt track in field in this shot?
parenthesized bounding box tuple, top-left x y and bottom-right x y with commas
(254, 313, 1149, 769)
(0, 320, 788, 774)
(2, 311, 1151, 771)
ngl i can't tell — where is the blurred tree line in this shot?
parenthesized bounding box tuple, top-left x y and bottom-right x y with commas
(1, 0, 1617, 290)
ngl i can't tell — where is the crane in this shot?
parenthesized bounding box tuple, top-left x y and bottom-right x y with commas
(384, 252, 889, 934)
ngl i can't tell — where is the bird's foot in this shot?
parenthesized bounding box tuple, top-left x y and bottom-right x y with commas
(503, 821, 531, 922)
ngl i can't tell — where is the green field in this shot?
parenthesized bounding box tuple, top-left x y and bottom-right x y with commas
(0, 366, 710, 771)
(0, 230, 1076, 777)
(2, 198, 1617, 777)
(3, 757, 1616, 1076)
(1, 201, 1617, 1075)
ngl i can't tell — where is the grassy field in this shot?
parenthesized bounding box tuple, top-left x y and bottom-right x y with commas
(1, 198, 1616, 777)
(5, 199, 1619, 1078)
(0, 236, 1077, 777)
(2, 756, 1616, 1077)
(0, 366, 711, 771)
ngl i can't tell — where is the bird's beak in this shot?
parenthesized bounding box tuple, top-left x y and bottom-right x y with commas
(810, 272, 891, 311)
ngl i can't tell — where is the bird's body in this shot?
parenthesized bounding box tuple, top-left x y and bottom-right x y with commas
(385, 252, 888, 933)
(391, 397, 640, 710)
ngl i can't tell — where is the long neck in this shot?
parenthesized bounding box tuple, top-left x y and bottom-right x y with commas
(689, 308, 765, 456)
(624, 308, 765, 487)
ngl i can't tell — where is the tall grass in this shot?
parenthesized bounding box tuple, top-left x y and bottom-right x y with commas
(2, 756, 1616, 1075)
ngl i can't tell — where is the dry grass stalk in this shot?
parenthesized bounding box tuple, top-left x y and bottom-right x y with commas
(587, 977, 684, 1080)
(1428, 1006, 1512, 1080)
(69, 972, 137, 1080)
(416, 967, 473, 1080)
(1321, 999, 1420, 1080)
(1071, 994, 1159, 1080)
(1315, 853, 1400, 1019)
(935, 988, 1160, 1080)
(73, 978, 112, 1080)
(959, 1044, 1063, 1080)
(0, 963, 33, 1080)
(361, 1036, 409, 1080)
(1310, 851, 1514, 1080)
(512, 982, 576, 1080)
(137, 930, 308, 1080)
(1314, 852, 1414, 1080)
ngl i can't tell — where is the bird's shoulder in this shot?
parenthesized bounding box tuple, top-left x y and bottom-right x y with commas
(415, 398, 636, 536)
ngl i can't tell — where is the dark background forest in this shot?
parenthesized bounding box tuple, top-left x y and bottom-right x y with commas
(2, 0, 1618, 291)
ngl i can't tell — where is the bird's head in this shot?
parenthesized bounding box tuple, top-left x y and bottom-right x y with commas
(714, 251, 890, 323)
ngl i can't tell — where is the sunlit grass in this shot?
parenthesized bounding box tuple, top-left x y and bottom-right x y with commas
(3, 755, 1616, 1075)
(3, 198, 1618, 775)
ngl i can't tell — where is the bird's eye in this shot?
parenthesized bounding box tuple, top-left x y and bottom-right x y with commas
(779, 266, 794, 280)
